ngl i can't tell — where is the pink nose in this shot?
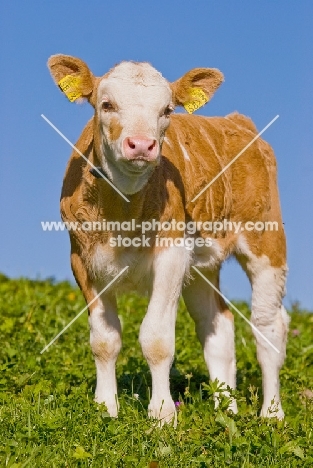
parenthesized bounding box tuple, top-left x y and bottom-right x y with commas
(123, 136, 158, 161)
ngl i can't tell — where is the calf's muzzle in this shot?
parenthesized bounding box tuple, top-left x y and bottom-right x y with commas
(123, 136, 158, 161)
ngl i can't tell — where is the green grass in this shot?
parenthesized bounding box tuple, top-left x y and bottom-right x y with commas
(0, 273, 312, 467)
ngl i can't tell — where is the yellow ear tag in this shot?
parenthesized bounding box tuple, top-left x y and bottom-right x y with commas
(183, 88, 209, 114)
(58, 75, 82, 102)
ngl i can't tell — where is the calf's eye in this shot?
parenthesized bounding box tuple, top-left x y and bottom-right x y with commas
(102, 101, 114, 112)
(163, 106, 174, 117)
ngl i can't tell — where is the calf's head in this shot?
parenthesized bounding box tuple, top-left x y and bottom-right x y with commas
(48, 55, 223, 194)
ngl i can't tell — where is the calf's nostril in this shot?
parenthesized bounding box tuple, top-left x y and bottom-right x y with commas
(148, 141, 156, 151)
(127, 139, 136, 149)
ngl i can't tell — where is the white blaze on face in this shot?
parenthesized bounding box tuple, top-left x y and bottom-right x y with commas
(96, 62, 173, 194)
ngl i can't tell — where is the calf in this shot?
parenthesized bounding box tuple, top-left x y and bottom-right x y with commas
(48, 55, 289, 423)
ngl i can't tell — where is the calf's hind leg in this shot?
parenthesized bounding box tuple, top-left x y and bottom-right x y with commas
(236, 234, 289, 419)
(182, 269, 237, 412)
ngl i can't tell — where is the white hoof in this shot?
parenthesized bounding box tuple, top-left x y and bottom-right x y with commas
(228, 399, 238, 414)
(148, 399, 177, 426)
(260, 403, 284, 420)
(214, 393, 238, 414)
(95, 394, 119, 417)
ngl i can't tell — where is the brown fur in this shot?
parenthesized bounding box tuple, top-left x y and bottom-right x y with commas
(60, 111, 286, 282)
(109, 117, 123, 141)
(47, 55, 286, 313)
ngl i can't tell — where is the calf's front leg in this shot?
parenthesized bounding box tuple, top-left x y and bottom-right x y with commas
(89, 290, 121, 417)
(139, 246, 189, 425)
(71, 252, 122, 417)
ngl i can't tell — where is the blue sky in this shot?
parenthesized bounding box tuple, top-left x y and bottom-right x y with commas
(0, 1, 312, 309)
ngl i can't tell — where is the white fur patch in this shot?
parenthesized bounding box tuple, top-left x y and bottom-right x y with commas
(178, 140, 191, 161)
(163, 136, 172, 147)
(193, 238, 224, 270)
(90, 243, 155, 293)
(96, 62, 173, 195)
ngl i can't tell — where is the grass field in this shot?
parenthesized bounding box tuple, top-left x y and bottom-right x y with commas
(0, 273, 312, 467)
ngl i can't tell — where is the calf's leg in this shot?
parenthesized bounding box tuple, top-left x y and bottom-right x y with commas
(139, 246, 189, 425)
(71, 251, 122, 417)
(182, 270, 237, 412)
(236, 234, 289, 419)
(88, 290, 121, 416)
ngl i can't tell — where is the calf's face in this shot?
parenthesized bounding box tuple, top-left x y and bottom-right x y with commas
(48, 55, 224, 194)
(96, 62, 173, 181)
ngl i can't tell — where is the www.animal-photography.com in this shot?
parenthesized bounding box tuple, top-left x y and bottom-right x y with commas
(0, 1, 312, 467)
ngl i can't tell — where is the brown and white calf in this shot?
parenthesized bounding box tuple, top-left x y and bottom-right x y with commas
(48, 54, 289, 423)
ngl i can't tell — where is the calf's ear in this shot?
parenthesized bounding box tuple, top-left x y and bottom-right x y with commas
(170, 68, 224, 113)
(47, 54, 97, 106)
